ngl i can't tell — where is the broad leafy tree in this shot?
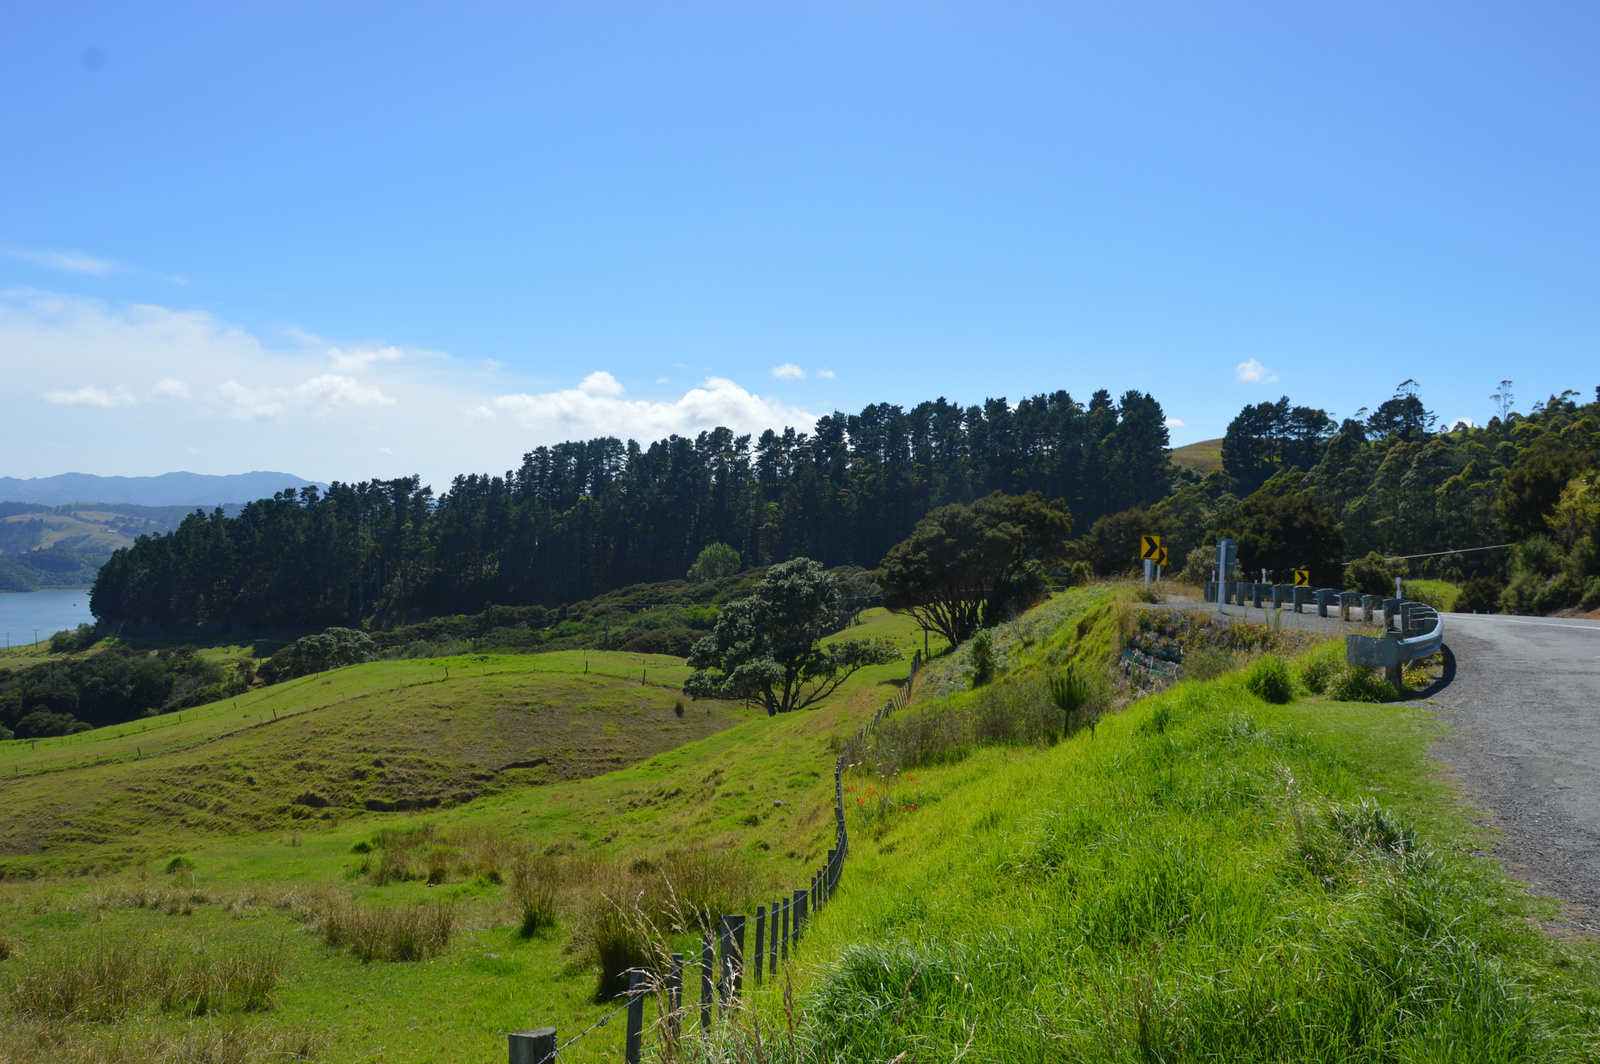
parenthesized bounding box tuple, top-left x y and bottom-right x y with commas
(1215, 490, 1346, 587)
(876, 492, 1072, 647)
(683, 558, 899, 715)
(686, 542, 741, 583)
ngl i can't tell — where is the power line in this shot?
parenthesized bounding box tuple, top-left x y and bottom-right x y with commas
(1340, 543, 1516, 565)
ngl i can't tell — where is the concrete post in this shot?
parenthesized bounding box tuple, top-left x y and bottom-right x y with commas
(1362, 595, 1380, 623)
(1316, 589, 1335, 618)
(1273, 584, 1290, 609)
(1383, 598, 1400, 630)
(509, 1028, 557, 1064)
(1252, 582, 1265, 608)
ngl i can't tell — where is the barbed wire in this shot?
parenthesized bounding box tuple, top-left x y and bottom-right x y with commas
(531, 997, 635, 1064)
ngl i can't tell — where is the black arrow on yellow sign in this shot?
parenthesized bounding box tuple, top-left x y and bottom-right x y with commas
(1155, 546, 1169, 566)
(1140, 534, 1162, 560)
(1293, 569, 1311, 587)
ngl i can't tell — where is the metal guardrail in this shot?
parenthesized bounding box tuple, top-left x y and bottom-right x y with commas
(1346, 601, 1442, 683)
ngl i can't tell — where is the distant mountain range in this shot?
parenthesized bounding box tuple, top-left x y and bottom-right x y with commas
(0, 471, 326, 508)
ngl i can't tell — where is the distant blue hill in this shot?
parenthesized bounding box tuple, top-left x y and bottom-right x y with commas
(0, 471, 327, 508)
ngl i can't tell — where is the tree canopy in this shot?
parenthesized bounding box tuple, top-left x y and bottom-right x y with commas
(683, 558, 900, 714)
(876, 492, 1072, 647)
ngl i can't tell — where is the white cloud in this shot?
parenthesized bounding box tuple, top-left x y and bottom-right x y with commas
(1, 290, 825, 490)
(1164, 417, 1186, 428)
(329, 346, 403, 371)
(3, 246, 118, 275)
(494, 377, 814, 442)
(377, 446, 393, 454)
(816, 369, 836, 379)
(579, 370, 626, 397)
(655, 377, 671, 385)
(1235, 358, 1278, 383)
(1447, 416, 1477, 431)
(217, 374, 396, 419)
(770, 363, 806, 380)
(43, 385, 135, 408)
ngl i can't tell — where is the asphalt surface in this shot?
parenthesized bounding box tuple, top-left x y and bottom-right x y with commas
(1426, 613, 1600, 931)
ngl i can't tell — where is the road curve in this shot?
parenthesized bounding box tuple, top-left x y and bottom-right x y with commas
(1428, 613, 1600, 930)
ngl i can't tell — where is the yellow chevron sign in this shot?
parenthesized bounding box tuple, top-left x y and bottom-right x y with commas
(1293, 569, 1311, 587)
(1140, 534, 1162, 560)
(1155, 546, 1169, 566)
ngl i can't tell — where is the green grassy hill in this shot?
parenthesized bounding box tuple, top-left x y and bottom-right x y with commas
(3, 594, 1598, 1064)
(0, 609, 935, 1063)
(1169, 437, 1224, 475)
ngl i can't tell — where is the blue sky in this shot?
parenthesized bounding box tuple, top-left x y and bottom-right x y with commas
(3, 2, 1596, 491)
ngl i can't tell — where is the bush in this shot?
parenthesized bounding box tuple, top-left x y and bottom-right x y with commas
(47, 623, 97, 654)
(969, 629, 995, 687)
(687, 542, 741, 583)
(1456, 575, 1504, 614)
(620, 627, 697, 657)
(0, 724, 12, 742)
(1344, 552, 1408, 596)
(260, 627, 377, 683)
(1300, 654, 1339, 695)
(164, 856, 195, 875)
(1329, 664, 1399, 703)
(1245, 655, 1294, 704)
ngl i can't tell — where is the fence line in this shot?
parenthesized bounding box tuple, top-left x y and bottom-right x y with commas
(514, 651, 922, 1063)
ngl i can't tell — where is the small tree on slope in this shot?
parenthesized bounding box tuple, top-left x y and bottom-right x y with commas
(683, 557, 900, 715)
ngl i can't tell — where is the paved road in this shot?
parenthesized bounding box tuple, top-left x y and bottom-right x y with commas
(1428, 613, 1600, 931)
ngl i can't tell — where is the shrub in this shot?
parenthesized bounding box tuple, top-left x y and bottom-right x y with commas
(1328, 664, 1399, 703)
(0, 724, 12, 741)
(1300, 654, 1339, 695)
(1456, 575, 1504, 614)
(620, 628, 697, 657)
(1245, 655, 1294, 704)
(1345, 551, 1408, 596)
(687, 542, 741, 583)
(260, 627, 378, 684)
(588, 904, 652, 1001)
(0, 936, 12, 961)
(165, 856, 195, 875)
(969, 629, 995, 686)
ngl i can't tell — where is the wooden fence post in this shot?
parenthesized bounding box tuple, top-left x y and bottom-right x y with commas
(770, 899, 780, 974)
(719, 914, 745, 1012)
(625, 970, 645, 1064)
(700, 929, 715, 1029)
(508, 1027, 556, 1064)
(753, 906, 766, 986)
(668, 953, 683, 1041)
(780, 897, 790, 962)
(793, 887, 808, 940)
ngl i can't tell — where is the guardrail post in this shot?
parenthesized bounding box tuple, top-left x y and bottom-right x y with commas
(1362, 594, 1379, 623)
(1383, 598, 1400, 630)
(625, 970, 645, 1064)
(1205, 580, 1217, 603)
(1251, 582, 1265, 608)
(753, 906, 765, 986)
(509, 1027, 556, 1064)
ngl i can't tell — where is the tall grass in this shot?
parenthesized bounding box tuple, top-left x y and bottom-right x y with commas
(7, 941, 283, 1021)
(701, 661, 1600, 1063)
(317, 898, 455, 963)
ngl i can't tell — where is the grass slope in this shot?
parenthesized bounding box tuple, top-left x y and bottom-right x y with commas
(0, 609, 936, 1063)
(0, 650, 731, 872)
(1169, 438, 1224, 476)
(754, 650, 1600, 1061)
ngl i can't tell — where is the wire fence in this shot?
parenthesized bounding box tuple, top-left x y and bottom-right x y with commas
(512, 653, 922, 1063)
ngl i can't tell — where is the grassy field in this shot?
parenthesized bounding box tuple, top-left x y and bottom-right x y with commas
(719, 638, 1600, 1062)
(0, 609, 938, 1063)
(4, 591, 1598, 1063)
(1169, 438, 1224, 476)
